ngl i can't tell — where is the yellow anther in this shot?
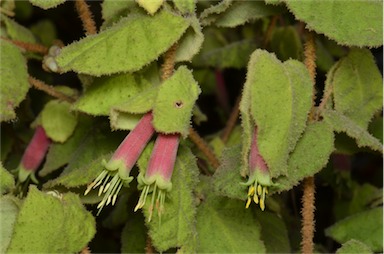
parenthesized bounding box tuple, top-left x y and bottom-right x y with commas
(246, 197, 252, 208)
(265, 188, 269, 194)
(248, 186, 255, 196)
(260, 198, 265, 211)
(253, 193, 259, 204)
(257, 184, 262, 196)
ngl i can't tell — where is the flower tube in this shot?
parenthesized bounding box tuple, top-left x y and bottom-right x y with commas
(134, 133, 180, 222)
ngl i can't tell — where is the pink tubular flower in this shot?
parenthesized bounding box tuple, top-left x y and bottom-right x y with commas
(18, 126, 51, 183)
(134, 133, 180, 222)
(85, 112, 155, 213)
(244, 126, 272, 211)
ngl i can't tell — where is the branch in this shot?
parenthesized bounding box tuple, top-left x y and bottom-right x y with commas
(1, 37, 48, 54)
(189, 127, 220, 169)
(75, 0, 97, 35)
(301, 32, 317, 254)
(161, 44, 178, 81)
(28, 76, 76, 103)
(221, 95, 241, 143)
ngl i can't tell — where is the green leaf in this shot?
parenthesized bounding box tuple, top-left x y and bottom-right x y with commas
(270, 26, 303, 61)
(325, 207, 383, 252)
(110, 112, 144, 131)
(101, 0, 137, 29)
(256, 210, 290, 253)
(153, 66, 201, 137)
(0, 195, 20, 254)
(172, 0, 195, 14)
(315, 38, 335, 72)
(200, 0, 233, 27)
(136, 0, 163, 15)
(39, 115, 94, 177)
(0, 163, 15, 194)
(240, 49, 313, 178)
(7, 186, 96, 253)
(284, 0, 383, 47)
(56, 9, 189, 76)
(41, 100, 78, 143)
(274, 121, 334, 192)
(331, 49, 382, 129)
(121, 212, 147, 253)
(336, 239, 373, 254)
(29, 19, 57, 46)
(73, 73, 151, 116)
(213, 145, 247, 200)
(29, 0, 65, 9)
(144, 145, 199, 252)
(196, 194, 266, 253)
(322, 109, 382, 152)
(175, 16, 204, 62)
(1, 14, 36, 43)
(194, 39, 257, 69)
(212, 1, 283, 28)
(0, 40, 29, 122)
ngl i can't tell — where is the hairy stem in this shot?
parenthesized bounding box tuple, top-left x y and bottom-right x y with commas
(80, 246, 91, 254)
(189, 127, 220, 169)
(1, 37, 48, 54)
(75, 0, 97, 35)
(161, 44, 178, 81)
(145, 236, 154, 254)
(221, 95, 241, 143)
(28, 76, 76, 103)
(301, 32, 317, 254)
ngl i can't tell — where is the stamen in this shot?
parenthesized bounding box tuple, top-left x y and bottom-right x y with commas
(246, 197, 252, 208)
(253, 193, 259, 204)
(248, 186, 255, 196)
(257, 184, 262, 196)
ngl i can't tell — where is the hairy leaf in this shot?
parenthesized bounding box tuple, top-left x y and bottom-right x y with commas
(175, 16, 204, 62)
(172, 0, 195, 14)
(331, 49, 382, 129)
(1, 14, 36, 43)
(200, 0, 233, 26)
(40, 116, 94, 177)
(0, 163, 15, 194)
(323, 109, 382, 152)
(213, 145, 247, 200)
(271, 26, 303, 61)
(110, 112, 143, 131)
(153, 66, 201, 137)
(144, 145, 199, 252)
(56, 10, 189, 76)
(29, 0, 66, 10)
(196, 194, 266, 253)
(336, 239, 373, 254)
(326, 207, 383, 252)
(73, 73, 151, 116)
(284, 0, 383, 47)
(241, 49, 312, 178)
(274, 121, 334, 192)
(41, 100, 78, 143)
(0, 40, 29, 122)
(136, 0, 163, 15)
(121, 212, 147, 253)
(0, 196, 20, 254)
(101, 0, 136, 29)
(7, 186, 95, 253)
(30, 19, 57, 46)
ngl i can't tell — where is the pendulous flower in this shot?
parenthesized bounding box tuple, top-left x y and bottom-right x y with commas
(244, 126, 272, 211)
(85, 112, 155, 213)
(17, 125, 51, 183)
(134, 133, 180, 222)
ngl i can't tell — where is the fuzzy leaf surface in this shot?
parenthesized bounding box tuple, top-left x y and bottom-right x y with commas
(153, 66, 201, 137)
(271, 26, 303, 61)
(29, 0, 66, 10)
(121, 212, 147, 253)
(0, 196, 19, 253)
(284, 0, 383, 47)
(325, 207, 383, 252)
(175, 16, 204, 62)
(73, 73, 151, 116)
(0, 163, 15, 194)
(1, 15, 36, 43)
(323, 109, 382, 153)
(0, 41, 29, 122)
(136, 0, 163, 15)
(173, 0, 195, 14)
(274, 121, 334, 192)
(41, 100, 78, 143)
(7, 186, 95, 253)
(240, 49, 312, 178)
(56, 10, 189, 76)
(196, 194, 266, 253)
(331, 49, 382, 129)
(143, 145, 199, 252)
(336, 239, 373, 254)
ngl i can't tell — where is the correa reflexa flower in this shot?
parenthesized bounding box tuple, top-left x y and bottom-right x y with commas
(85, 112, 155, 213)
(18, 125, 51, 183)
(244, 126, 272, 211)
(135, 133, 180, 222)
